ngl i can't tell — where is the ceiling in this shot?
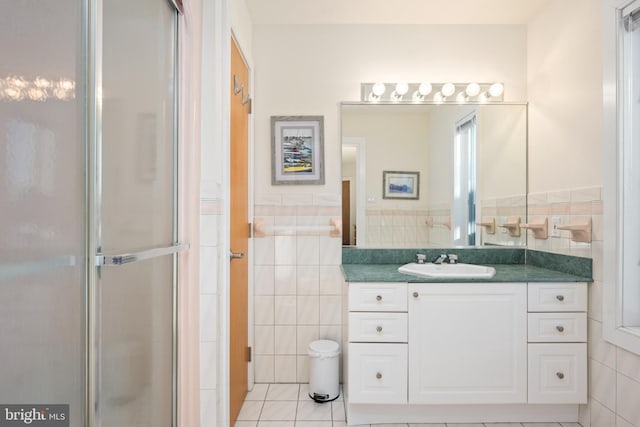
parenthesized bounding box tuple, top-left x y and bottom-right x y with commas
(245, 0, 552, 25)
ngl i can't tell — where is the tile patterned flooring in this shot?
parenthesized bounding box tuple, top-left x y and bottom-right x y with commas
(235, 383, 583, 427)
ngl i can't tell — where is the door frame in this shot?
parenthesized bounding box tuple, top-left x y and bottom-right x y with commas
(342, 137, 366, 247)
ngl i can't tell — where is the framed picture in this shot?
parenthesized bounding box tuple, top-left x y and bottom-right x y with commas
(271, 116, 325, 185)
(382, 170, 420, 200)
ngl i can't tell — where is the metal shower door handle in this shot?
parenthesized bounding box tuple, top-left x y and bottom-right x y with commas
(230, 251, 245, 260)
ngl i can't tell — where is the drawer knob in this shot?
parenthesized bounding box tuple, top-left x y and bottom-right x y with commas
(376, 295, 382, 301)
(413, 292, 419, 298)
(556, 325, 565, 332)
(376, 326, 383, 333)
(376, 372, 382, 379)
(556, 372, 565, 380)
(556, 295, 565, 301)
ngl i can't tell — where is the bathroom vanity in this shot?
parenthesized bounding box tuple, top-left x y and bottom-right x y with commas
(341, 249, 591, 425)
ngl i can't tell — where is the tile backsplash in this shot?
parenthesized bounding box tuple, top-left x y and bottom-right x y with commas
(253, 193, 343, 383)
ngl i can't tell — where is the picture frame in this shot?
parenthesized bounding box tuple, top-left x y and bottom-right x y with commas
(271, 116, 325, 185)
(382, 170, 420, 200)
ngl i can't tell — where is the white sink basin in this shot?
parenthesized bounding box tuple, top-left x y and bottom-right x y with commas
(398, 262, 496, 279)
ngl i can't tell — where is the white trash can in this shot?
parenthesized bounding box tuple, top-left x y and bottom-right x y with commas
(308, 339, 340, 402)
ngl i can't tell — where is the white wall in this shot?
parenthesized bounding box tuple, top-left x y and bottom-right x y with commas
(252, 24, 528, 197)
(527, 0, 603, 193)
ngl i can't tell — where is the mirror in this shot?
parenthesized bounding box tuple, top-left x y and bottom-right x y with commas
(341, 103, 527, 248)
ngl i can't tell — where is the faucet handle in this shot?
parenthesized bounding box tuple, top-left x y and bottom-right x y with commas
(416, 253, 427, 264)
(447, 254, 458, 264)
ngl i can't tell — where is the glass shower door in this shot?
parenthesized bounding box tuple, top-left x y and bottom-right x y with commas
(0, 1, 86, 426)
(95, 0, 180, 426)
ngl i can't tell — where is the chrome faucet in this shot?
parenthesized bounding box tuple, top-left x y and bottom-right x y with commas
(432, 254, 448, 264)
(416, 253, 427, 264)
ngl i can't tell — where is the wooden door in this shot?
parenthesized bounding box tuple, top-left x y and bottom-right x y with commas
(342, 180, 350, 245)
(230, 38, 250, 424)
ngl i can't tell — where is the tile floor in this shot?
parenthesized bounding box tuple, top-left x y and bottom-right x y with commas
(235, 383, 583, 427)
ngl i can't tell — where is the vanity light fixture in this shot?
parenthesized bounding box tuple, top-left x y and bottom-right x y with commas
(362, 82, 504, 103)
(390, 82, 409, 101)
(368, 82, 386, 102)
(412, 82, 432, 101)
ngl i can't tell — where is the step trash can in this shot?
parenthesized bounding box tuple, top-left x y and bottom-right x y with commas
(308, 339, 340, 402)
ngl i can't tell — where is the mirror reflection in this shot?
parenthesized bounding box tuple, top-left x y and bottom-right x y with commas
(341, 103, 527, 248)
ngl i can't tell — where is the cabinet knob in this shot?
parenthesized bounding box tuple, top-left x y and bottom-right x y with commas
(376, 372, 382, 379)
(376, 326, 383, 333)
(413, 292, 419, 298)
(556, 325, 565, 333)
(376, 295, 382, 301)
(556, 295, 565, 301)
(556, 372, 565, 379)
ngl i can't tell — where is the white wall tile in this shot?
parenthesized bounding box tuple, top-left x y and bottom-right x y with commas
(199, 246, 217, 294)
(590, 319, 616, 368)
(275, 265, 297, 295)
(274, 355, 298, 382)
(616, 416, 635, 427)
(200, 214, 218, 246)
(275, 325, 297, 355)
(319, 236, 341, 265)
(200, 341, 217, 389)
(319, 295, 341, 325)
(199, 389, 217, 427)
(200, 294, 217, 342)
(255, 296, 275, 325)
(590, 398, 616, 427)
(297, 325, 319, 355)
(618, 347, 640, 384)
(617, 373, 640, 426)
(275, 236, 297, 265)
(589, 280, 603, 322)
(297, 355, 310, 383)
(297, 266, 319, 295)
(319, 265, 343, 295)
(275, 296, 297, 325)
(297, 236, 320, 265)
(255, 236, 275, 265)
(256, 193, 283, 205)
(312, 193, 341, 206)
(255, 325, 274, 355)
(297, 296, 320, 325)
(255, 265, 275, 295)
(254, 355, 274, 383)
(590, 359, 617, 411)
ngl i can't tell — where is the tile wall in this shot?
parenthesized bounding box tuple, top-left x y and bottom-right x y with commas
(525, 186, 640, 427)
(480, 195, 527, 247)
(253, 193, 344, 383)
(200, 186, 221, 427)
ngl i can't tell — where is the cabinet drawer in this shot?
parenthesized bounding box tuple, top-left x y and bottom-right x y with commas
(349, 283, 407, 312)
(528, 343, 587, 404)
(528, 312, 587, 342)
(349, 312, 408, 343)
(528, 283, 587, 312)
(348, 343, 407, 404)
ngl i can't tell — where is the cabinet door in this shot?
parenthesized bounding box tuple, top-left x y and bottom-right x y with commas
(528, 343, 587, 404)
(408, 283, 527, 404)
(348, 343, 407, 404)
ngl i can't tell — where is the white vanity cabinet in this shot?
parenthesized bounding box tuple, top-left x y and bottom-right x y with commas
(527, 282, 588, 404)
(408, 283, 527, 404)
(347, 283, 408, 404)
(344, 280, 589, 425)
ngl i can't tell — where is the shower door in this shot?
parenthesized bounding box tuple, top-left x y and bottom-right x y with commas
(0, 1, 87, 426)
(94, 1, 181, 426)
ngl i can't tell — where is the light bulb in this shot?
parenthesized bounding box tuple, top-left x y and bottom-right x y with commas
(395, 82, 409, 96)
(372, 82, 386, 97)
(465, 83, 480, 97)
(433, 92, 444, 103)
(418, 83, 432, 96)
(456, 92, 467, 103)
(489, 82, 504, 97)
(441, 83, 455, 97)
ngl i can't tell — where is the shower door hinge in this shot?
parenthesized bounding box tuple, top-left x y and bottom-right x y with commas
(247, 346, 252, 362)
(248, 222, 253, 238)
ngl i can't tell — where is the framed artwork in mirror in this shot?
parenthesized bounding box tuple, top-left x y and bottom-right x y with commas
(271, 115, 325, 185)
(383, 170, 420, 200)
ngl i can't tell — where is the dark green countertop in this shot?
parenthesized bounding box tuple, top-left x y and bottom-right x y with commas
(341, 263, 593, 283)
